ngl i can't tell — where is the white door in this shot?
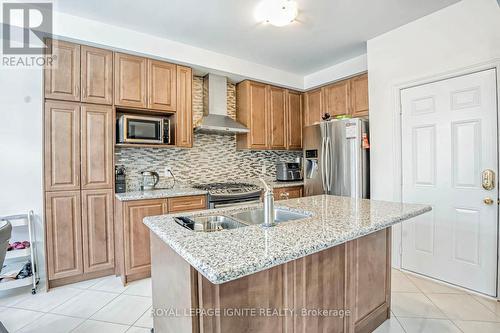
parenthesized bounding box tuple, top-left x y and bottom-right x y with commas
(401, 69, 498, 296)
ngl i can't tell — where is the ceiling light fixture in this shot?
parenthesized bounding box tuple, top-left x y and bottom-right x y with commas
(255, 0, 298, 27)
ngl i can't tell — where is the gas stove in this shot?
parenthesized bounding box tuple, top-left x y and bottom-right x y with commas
(192, 182, 262, 208)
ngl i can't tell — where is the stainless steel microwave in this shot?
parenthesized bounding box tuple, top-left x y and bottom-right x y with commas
(117, 114, 171, 144)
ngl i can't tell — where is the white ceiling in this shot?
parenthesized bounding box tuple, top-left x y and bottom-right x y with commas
(54, 0, 460, 75)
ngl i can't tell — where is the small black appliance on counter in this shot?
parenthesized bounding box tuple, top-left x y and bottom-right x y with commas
(276, 162, 303, 181)
(115, 165, 126, 193)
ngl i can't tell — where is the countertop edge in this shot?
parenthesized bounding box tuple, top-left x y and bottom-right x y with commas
(144, 201, 431, 285)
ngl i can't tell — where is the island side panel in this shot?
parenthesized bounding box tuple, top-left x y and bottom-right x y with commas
(293, 244, 346, 333)
(346, 228, 391, 333)
(197, 261, 294, 333)
(151, 233, 199, 333)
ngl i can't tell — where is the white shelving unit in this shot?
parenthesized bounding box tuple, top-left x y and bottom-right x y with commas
(0, 211, 39, 294)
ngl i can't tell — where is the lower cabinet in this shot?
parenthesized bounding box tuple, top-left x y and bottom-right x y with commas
(115, 195, 207, 284)
(45, 189, 114, 286)
(45, 191, 83, 280)
(274, 186, 303, 201)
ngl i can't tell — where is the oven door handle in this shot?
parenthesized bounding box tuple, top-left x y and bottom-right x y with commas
(212, 199, 261, 209)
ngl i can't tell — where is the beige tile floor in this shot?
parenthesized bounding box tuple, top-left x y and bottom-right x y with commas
(0, 275, 152, 333)
(376, 269, 500, 333)
(0, 270, 499, 332)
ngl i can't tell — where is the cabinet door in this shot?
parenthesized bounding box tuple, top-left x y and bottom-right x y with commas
(44, 39, 81, 101)
(350, 73, 369, 118)
(274, 186, 303, 201)
(175, 66, 193, 147)
(287, 90, 303, 149)
(81, 46, 113, 105)
(269, 86, 287, 150)
(249, 82, 268, 149)
(148, 60, 177, 111)
(304, 89, 322, 127)
(322, 81, 350, 117)
(45, 191, 83, 280)
(44, 101, 80, 191)
(82, 189, 114, 273)
(114, 53, 147, 108)
(123, 199, 164, 276)
(81, 104, 113, 190)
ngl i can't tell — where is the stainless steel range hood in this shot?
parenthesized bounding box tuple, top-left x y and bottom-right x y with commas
(195, 74, 249, 134)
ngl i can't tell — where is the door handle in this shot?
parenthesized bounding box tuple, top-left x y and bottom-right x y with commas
(326, 137, 332, 192)
(482, 169, 495, 190)
(321, 137, 327, 192)
(484, 198, 495, 205)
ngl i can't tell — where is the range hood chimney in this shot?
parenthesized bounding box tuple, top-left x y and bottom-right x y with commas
(195, 74, 249, 134)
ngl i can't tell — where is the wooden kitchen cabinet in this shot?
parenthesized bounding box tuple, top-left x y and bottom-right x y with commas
(44, 39, 81, 102)
(286, 90, 302, 149)
(175, 65, 193, 147)
(269, 86, 287, 149)
(44, 101, 81, 191)
(81, 189, 114, 273)
(322, 80, 350, 117)
(81, 46, 113, 105)
(350, 73, 369, 117)
(303, 88, 322, 127)
(114, 53, 147, 108)
(81, 104, 113, 190)
(237, 81, 302, 150)
(45, 191, 83, 280)
(115, 195, 207, 284)
(274, 186, 303, 201)
(122, 199, 165, 281)
(148, 60, 177, 111)
(168, 195, 207, 213)
(237, 81, 268, 149)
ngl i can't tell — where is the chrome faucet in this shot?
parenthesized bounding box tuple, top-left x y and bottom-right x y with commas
(258, 178, 276, 227)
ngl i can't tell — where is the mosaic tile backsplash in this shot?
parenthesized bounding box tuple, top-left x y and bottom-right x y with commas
(116, 76, 302, 190)
(116, 133, 302, 190)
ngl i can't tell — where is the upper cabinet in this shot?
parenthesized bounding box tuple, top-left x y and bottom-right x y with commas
(81, 46, 113, 105)
(44, 40, 81, 102)
(114, 53, 147, 108)
(303, 73, 369, 125)
(237, 80, 302, 150)
(114, 54, 180, 112)
(148, 60, 177, 111)
(304, 88, 322, 127)
(269, 86, 287, 150)
(237, 81, 268, 150)
(175, 66, 193, 148)
(287, 90, 302, 150)
(350, 73, 369, 117)
(322, 80, 350, 117)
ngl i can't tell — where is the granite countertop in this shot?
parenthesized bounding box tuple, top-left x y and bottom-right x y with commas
(144, 195, 431, 284)
(115, 186, 208, 201)
(115, 179, 304, 201)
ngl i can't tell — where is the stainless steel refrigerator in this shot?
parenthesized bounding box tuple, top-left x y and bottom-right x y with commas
(303, 118, 370, 198)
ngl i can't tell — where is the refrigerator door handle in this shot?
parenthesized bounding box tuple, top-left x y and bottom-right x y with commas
(326, 136, 332, 192)
(321, 137, 327, 192)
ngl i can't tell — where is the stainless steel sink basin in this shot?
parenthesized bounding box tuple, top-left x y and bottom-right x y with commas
(174, 215, 248, 232)
(229, 208, 309, 225)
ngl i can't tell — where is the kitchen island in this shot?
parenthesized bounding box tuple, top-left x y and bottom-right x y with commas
(144, 195, 431, 333)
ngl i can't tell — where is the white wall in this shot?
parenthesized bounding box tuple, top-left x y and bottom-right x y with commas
(367, 0, 500, 267)
(303, 54, 367, 90)
(0, 61, 46, 286)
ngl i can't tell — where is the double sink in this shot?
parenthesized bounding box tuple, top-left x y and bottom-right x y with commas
(175, 208, 309, 232)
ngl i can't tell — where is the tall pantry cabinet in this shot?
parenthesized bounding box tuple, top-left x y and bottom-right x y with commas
(44, 39, 115, 287)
